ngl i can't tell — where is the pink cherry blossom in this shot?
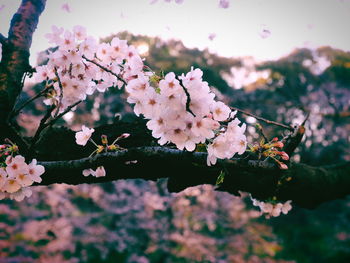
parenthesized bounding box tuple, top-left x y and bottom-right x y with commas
(75, 125, 95, 146)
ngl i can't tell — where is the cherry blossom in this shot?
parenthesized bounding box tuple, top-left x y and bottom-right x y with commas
(5, 155, 29, 177)
(251, 196, 293, 218)
(75, 125, 95, 146)
(28, 159, 45, 183)
(0, 148, 45, 200)
(82, 166, 106, 178)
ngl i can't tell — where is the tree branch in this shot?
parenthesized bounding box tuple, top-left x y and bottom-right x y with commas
(0, 0, 47, 140)
(36, 144, 350, 209)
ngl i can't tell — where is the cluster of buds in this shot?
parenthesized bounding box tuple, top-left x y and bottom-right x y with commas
(93, 133, 130, 156)
(248, 137, 289, 169)
(0, 140, 19, 161)
(75, 125, 130, 177)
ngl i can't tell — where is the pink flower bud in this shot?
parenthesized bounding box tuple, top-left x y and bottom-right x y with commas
(272, 141, 284, 148)
(279, 151, 289, 160)
(278, 162, 288, 170)
(120, 133, 130, 139)
(101, 135, 108, 145)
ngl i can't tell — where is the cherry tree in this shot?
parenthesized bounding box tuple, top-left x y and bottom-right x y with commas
(0, 0, 349, 220)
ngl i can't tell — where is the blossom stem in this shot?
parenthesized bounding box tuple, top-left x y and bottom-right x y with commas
(89, 138, 98, 148)
(230, 106, 293, 131)
(176, 77, 196, 117)
(82, 55, 127, 86)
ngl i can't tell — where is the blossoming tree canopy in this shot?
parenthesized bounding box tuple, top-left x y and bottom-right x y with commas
(0, 22, 292, 217)
(1, 0, 350, 221)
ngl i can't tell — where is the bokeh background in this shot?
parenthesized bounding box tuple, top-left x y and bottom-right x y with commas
(1, 0, 350, 262)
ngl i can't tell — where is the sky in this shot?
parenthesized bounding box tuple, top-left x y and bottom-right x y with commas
(1, 0, 350, 65)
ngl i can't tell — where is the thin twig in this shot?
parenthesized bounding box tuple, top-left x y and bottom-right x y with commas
(28, 100, 82, 155)
(10, 85, 52, 118)
(8, 124, 29, 152)
(53, 67, 63, 117)
(255, 123, 268, 142)
(20, 72, 28, 89)
(29, 105, 56, 154)
(302, 112, 310, 126)
(82, 55, 127, 86)
(6, 72, 29, 123)
(45, 99, 82, 127)
(230, 106, 293, 131)
(176, 77, 196, 117)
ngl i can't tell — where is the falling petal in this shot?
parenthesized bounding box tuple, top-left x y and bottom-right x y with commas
(208, 33, 217, 41)
(259, 25, 271, 39)
(219, 0, 230, 9)
(61, 3, 71, 13)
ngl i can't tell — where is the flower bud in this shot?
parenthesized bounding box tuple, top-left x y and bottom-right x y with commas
(271, 141, 284, 148)
(278, 161, 288, 170)
(279, 151, 289, 160)
(97, 145, 104, 153)
(119, 133, 130, 139)
(108, 145, 117, 151)
(101, 135, 108, 145)
(12, 145, 19, 152)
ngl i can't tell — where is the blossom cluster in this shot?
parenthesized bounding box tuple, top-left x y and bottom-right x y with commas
(127, 67, 247, 165)
(251, 196, 292, 218)
(0, 144, 45, 201)
(36, 26, 247, 166)
(34, 25, 141, 113)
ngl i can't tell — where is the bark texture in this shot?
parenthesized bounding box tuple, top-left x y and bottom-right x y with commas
(0, 0, 46, 146)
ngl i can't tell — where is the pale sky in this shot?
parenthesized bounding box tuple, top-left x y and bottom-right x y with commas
(1, 0, 350, 65)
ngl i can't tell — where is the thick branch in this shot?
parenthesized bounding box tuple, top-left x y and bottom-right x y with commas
(36, 145, 350, 209)
(0, 0, 46, 137)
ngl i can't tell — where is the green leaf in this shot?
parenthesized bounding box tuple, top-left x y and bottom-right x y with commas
(216, 170, 225, 186)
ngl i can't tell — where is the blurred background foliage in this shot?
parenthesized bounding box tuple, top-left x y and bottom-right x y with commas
(2, 32, 350, 262)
